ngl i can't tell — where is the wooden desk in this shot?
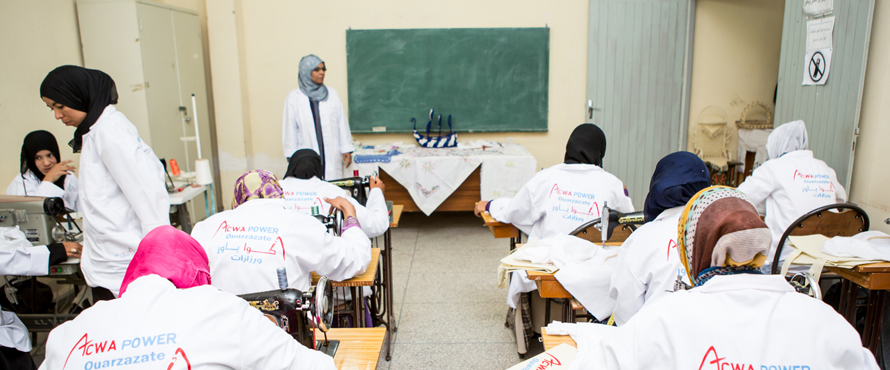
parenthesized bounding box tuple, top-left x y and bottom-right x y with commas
(541, 328, 577, 351)
(481, 211, 522, 250)
(316, 328, 386, 370)
(826, 262, 890, 354)
(313, 248, 380, 328)
(380, 167, 480, 213)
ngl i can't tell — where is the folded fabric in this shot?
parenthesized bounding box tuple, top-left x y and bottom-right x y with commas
(822, 231, 890, 261)
(511, 234, 601, 268)
(457, 139, 502, 150)
(782, 235, 877, 280)
(545, 321, 617, 370)
(354, 154, 392, 163)
(497, 244, 558, 289)
(555, 248, 620, 320)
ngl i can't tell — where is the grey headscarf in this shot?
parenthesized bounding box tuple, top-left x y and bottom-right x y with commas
(298, 54, 328, 101)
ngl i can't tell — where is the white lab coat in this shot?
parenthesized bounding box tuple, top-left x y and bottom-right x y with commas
(279, 177, 389, 238)
(6, 170, 81, 212)
(282, 88, 354, 180)
(0, 227, 53, 352)
(38, 274, 335, 370)
(78, 105, 171, 297)
(190, 198, 371, 295)
(574, 274, 878, 370)
(608, 207, 689, 326)
(488, 163, 634, 241)
(737, 150, 846, 270)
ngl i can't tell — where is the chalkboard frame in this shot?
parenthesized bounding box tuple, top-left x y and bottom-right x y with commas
(345, 28, 550, 134)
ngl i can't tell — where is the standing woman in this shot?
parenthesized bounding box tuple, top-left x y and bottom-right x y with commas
(282, 54, 354, 180)
(6, 130, 81, 212)
(39, 65, 170, 300)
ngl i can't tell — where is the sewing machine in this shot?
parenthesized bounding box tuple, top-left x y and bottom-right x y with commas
(569, 203, 644, 244)
(328, 176, 371, 206)
(239, 268, 339, 357)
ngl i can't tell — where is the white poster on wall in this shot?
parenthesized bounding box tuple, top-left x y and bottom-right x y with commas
(804, 0, 833, 17)
(803, 48, 832, 86)
(806, 17, 834, 52)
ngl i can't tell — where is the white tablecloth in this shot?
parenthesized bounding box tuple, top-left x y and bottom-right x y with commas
(349, 144, 537, 215)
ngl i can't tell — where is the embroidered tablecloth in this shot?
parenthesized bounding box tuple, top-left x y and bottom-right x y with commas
(349, 144, 537, 215)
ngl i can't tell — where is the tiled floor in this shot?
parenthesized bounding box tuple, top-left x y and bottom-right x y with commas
(377, 211, 523, 370)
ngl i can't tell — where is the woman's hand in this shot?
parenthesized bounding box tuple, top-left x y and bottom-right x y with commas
(342, 153, 353, 168)
(62, 241, 82, 258)
(474, 201, 489, 218)
(324, 197, 357, 219)
(43, 160, 76, 184)
(369, 176, 385, 194)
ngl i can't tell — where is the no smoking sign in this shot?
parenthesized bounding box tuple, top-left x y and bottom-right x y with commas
(803, 48, 832, 86)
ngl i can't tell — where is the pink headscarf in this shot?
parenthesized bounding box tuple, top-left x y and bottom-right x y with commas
(119, 225, 211, 296)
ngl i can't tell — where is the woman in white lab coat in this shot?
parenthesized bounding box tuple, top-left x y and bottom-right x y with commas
(190, 170, 371, 295)
(282, 55, 354, 180)
(6, 130, 81, 212)
(608, 151, 710, 325)
(475, 123, 634, 240)
(40, 65, 170, 300)
(0, 226, 80, 370)
(569, 187, 877, 369)
(280, 149, 389, 238)
(39, 225, 337, 370)
(737, 120, 846, 272)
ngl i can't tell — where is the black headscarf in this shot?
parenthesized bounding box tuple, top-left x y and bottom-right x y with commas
(285, 149, 324, 180)
(564, 124, 606, 167)
(21, 130, 66, 189)
(642, 151, 710, 222)
(40, 65, 118, 153)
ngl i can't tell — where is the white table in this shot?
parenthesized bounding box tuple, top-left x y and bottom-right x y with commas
(167, 181, 209, 233)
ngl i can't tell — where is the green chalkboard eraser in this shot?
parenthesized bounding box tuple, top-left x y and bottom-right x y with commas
(372, 126, 387, 132)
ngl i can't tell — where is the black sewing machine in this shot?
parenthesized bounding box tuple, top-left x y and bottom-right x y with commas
(238, 268, 338, 357)
(328, 176, 371, 206)
(313, 209, 343, 236)
(569, 202, 645, 244)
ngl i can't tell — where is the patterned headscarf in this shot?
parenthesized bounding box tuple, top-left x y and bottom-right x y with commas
(677, 186, 770, 286)
(232, 170, 284, 209)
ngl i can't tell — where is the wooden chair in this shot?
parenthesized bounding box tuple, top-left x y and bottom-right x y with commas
(770, 203, 870, 275)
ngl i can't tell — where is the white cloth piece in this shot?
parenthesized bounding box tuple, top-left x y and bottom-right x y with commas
(6, 170, 81, 212)
(767, 120, 808, 160)
(488, 163, 634, 241)
(457, 139, 501, 150)
(0, 311, 30, 352)
(737, 150, 846, 268)
(79, 105, 171, 297)
(555, 248, 619, 320)
(282, 87, 354, 180)
(822, 231, 890, 261)
(279, 177, 389, 238)
(349, 144, 537, 215)
(608, 207, 690, 326)
(38, 275, 336, 370)
(545, 321, 616, 370)
(506, 271, 538, 309)
(0, 227, 54, 352)
(736, 128, 771, 173)
(570, 274, 879, 370)
(190, 198, 370, 295)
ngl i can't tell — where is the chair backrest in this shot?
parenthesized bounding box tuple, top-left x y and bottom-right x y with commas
(771, 203, 870, 274)
(572, 224, 634, 244)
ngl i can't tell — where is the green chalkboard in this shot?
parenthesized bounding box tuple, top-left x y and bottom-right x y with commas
(346, 28, 549, 134)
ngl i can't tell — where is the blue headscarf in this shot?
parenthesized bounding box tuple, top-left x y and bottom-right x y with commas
(298, 54, 328, 101)
(642, 151, 710, 222)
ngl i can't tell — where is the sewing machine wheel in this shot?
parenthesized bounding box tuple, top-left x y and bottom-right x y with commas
(333, 209, 343, 236)
(314, 276, 334, 332)
(788, 272, 822, 300)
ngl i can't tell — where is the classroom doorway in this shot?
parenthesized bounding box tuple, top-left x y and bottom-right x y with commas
(586, 0, 695, 209)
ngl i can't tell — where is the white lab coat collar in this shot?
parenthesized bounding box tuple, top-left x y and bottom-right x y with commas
(551, 163, 604, 172)
(695, 274, 795, 294)
(777, 149, 814, 159)
(86, 105, 117, 133)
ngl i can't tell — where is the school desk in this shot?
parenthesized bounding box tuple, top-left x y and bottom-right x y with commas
(313, 248, 380, 328)
(167, 181, 209, 233)
(481, 211, 522, 250)
(826, 262, 890, 355)
(315, 328, 386, 370)
(541, 328, 577, 351)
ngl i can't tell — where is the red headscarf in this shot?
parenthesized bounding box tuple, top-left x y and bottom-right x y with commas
(119, 225, 211, 296)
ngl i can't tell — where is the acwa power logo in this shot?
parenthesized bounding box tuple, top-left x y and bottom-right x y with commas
(698, 346, 812, 370)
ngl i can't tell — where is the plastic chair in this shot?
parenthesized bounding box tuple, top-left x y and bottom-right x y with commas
(770, 203, 870, 275)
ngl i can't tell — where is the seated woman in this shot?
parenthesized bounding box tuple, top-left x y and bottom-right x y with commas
(737, 120, 846, 272)
(280, 149, 389, 238)
(608, 151, 710, 325)
(39, 225, 336, 370)
(6, 130, 80, 212)
(568, 187, 877, 369)
(475, 123, 633, 240)
(190, 170, 371, 295)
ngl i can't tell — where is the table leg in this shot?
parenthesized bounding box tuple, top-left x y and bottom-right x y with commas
(544, 298, 551, 324)
(842, 279, 858, 325)
(383, 228, 395, 361)
(563, 300, 575, 323)
(864, 290, 885, 355)
(353, 287, 363, 328)
(176, 204, 192, 234)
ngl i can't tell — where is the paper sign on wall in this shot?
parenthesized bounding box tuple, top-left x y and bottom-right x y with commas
(806, 17, 834, 52)
(804, 0, 833, 17)
(803, 48, 832, 86)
